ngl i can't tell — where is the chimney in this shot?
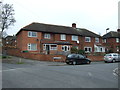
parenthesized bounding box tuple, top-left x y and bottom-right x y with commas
(117, 29, 120, 32)
(72, 23, 76, 28)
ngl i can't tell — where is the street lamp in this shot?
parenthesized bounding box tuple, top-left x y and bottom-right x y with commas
(106, 28, 109, 34)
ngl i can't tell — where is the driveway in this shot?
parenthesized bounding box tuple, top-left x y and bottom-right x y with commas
(2, 56, 119, 88)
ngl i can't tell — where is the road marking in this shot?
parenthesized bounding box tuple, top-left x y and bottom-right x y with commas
(88, 72, 92, 77)
(113, 68, 118, 76)
(1, 68, 25, 72)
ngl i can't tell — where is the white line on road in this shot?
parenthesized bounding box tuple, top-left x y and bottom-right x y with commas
(88, 72, 92, 77)
(0, 68, 25, 72)
(113, 68, 118, 76)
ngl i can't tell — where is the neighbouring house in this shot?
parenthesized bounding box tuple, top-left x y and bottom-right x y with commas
(102, 29, 120, 53)
(16, 22, 105, 55)
(3, 35, 17, 48)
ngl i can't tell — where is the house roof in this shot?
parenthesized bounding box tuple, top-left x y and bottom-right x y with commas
(5, 36, 16, 40)
(16, 22, 101, 37)
(102, 31, 120, 38)
(76, 28, 101, 37)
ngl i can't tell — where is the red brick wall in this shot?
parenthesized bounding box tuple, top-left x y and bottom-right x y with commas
(6, 48, 104, 62)
(6, 48, 66, 62)
(87, 55, 104, 61)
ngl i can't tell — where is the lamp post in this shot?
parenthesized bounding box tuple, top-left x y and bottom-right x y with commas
(106, 28, 109, 34)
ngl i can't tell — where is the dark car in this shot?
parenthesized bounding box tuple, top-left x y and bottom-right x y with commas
(65, 54, 91, 65)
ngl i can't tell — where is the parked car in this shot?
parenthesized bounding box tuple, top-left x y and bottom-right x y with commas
(65, 54, 91, 65)
(104, 53, 120, 63)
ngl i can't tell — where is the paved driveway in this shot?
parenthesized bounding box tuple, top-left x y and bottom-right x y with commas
(2, 56, 119, 88)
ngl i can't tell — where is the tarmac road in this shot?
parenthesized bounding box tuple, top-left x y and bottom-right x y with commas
(2, 56, 119, 88)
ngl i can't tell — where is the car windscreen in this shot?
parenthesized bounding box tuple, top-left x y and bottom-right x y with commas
(67, 54, 78, 58)
(106, 54, 112, 56)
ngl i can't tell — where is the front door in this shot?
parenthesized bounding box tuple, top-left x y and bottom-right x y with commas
(46, 45, 50, 54)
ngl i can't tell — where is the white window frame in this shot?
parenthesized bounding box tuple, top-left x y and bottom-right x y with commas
(28, 31, 37, 37)
(95, 38, 99, 43)
(84, 47, 92, 52)
(103, 39, 106, 43)
(61, 34, 66, 40)
(43, 44, 57, 50)
(62, 45, 70, 51)
(85, 37, 91, 42)
(72, 35, 78, 41)
(50, 45, 57, 50)
(116, 38, 119, 43)
(27, 43, 37, 51)
(44, 33, 51, 39)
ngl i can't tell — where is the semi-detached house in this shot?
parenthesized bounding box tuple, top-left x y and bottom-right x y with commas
(16, 22, 105, 55)
(102, 29, 120, 53)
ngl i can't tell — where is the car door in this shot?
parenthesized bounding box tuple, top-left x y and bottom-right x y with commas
(113, 54, 118, 61)
(78, 54, 85, 63)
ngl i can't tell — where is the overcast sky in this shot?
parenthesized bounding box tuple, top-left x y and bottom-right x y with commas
(2, 0, 119, 36)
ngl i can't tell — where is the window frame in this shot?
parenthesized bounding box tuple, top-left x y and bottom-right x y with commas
(28, 31, 37, 37)
(60, 34, 66, 40)
(95, 38, 99, 43)
(85, 37, 91, 42)
(72, 35, 78, 41)
(43, 44, 57, 50)
(62, 45, 70, 51)
(103, 39, 106, 43)
(116, 38, 119, 43)
(84, 47, 92, 52)
(27, 43, 37, 51)
(44, 33, 51, 39)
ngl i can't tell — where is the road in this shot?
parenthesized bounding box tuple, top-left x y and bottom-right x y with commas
(2, 58, 119, 88)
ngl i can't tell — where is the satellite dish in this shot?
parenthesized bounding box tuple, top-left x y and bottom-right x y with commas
(77, 40, 79, 44)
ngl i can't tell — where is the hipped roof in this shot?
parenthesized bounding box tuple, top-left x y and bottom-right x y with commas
(16, 22, 101, 37)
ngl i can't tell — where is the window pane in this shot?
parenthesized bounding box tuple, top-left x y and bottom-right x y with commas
(95, 38, 99, 42)
(85, 37, 91, 42)
(61, 34, 66, 40)
(28, 32, 37, 37)
(51, 45, 57, 50)
(44, 34, 51, 39)
(31, 44, 37, 50)
(72, 35, 78, 41)
(28, 43, 37, 51)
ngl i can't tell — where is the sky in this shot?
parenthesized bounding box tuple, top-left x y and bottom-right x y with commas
(2, 0, 119, 36)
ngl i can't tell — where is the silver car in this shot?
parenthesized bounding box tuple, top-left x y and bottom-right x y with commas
(104, 53, 120, 63)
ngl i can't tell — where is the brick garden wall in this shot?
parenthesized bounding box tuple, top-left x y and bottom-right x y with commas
(5, 48, 66, 62)
(5, 48, 104, 62)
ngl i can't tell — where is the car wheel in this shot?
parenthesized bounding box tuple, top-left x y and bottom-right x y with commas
(112, 59, 116, 63)
(69, 62, 73, 65)
(104, 61, 107, 63)
(73, 61, 76, 65)
(87, 61, 90, 64)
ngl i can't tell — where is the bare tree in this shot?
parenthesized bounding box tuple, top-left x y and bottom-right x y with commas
(1, 3, 16, 32)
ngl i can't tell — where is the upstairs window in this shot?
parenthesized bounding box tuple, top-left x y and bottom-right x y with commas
(44, 33, 51, 39)
(61, 34, 66, 40)
(116, 38, 119, 43)
(72, 35, 78, 41)
(28, 31, 37, 37)
(85, 37, 91, 42)
(95, 38, 99, 43)
(103, 39, 106, 43)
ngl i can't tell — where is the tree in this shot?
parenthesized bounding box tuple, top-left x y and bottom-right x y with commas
(1, 3, 16, 32)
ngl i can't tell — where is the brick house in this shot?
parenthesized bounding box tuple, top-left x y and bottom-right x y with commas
(102, 29, 120, 53)
(3, 35, 17, 48)
(16, 22, 105, 55)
